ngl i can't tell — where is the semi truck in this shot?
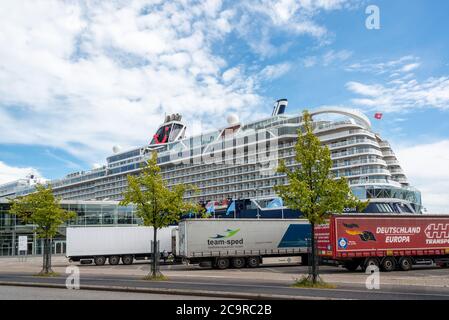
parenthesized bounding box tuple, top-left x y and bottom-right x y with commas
(66, 226, 176, 265)
(177, 219, 311, 269)
(316, 214, 449, 272)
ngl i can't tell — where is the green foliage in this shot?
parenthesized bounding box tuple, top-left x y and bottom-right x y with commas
(8, 184, 76, 239)
(275, 110, 367, 224)
(120, 152, 203, 229)
(291, 276, 336, 289)
(35, 271, 60, 278)
(142, 274, 168, 281)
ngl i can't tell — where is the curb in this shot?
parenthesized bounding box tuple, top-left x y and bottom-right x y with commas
(0, 281, 342, 300)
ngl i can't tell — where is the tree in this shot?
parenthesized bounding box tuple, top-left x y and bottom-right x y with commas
(120, 152, 202, 279)
(275, 110, 367, 284)
(8, 185, 76, 275)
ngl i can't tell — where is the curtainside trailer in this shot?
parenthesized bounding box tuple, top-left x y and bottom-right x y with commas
(316, 214, 449, 272)
(66, 226, 176, 266)
(177, 219, 311, 269)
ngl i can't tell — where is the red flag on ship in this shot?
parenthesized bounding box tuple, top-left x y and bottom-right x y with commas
(374, 113, 383, 120)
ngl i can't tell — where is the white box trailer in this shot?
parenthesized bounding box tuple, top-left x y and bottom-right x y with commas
(178, 219, 311, 269)
(66, 226, 176, 266)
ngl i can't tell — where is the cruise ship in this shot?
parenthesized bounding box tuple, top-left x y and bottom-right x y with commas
(0, 100, 422, 214)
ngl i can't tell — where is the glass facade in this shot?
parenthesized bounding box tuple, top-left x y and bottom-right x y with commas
(351, 186, 422, 213)
(0, 200, 139, 257)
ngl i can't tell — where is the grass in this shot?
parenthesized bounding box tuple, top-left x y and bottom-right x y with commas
(142, 274, 168, 281)
(35, 271, 60, 277)
(291, 276, 337, 289)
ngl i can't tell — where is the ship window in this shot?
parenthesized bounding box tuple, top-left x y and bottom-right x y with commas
(364, 203, 394, 213)
(395, 203, 413, 213)
(151, 124, 172, 145)
(170, 124, 184, 141)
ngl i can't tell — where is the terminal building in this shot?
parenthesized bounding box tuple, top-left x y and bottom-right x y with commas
(0, 200, 138, 256)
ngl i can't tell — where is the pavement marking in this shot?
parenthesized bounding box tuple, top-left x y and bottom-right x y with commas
(262, 268, 283, 273)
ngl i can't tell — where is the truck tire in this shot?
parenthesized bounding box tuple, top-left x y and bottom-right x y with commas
(363, 257, 379, 271)
(109, 256, 120, 265)
(232, 257, 246, 269)
(122, 255, 134, 265)
(216, 258, 230, 270)
(247, 256, 260, 268)
(94, 256, 106, 266)
(381, 257, 396, 272)
(398, 257, 413, 271)
(344, 260, 361, 272)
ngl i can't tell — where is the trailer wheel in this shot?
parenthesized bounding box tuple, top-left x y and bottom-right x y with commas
(94, 256, 106, 266)
(109, 256, 120, 265)
(232, 257, 246, 269)
(398, 257, 413, 271)
(122, 255, 134, 265)
(216, 258, 230, 270)
(363, 257, 380, 271)
(381, 257, 396, 272)
(247, 256, 260, 268)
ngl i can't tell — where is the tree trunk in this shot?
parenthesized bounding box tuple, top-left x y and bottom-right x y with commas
(42, 239, 47, 274)
(47, 238, 53, 273)
(41, 238, 51, 274)
(152, 228, 158, 277)
(310, 222, 318, 284)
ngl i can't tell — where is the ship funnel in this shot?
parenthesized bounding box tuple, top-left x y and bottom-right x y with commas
(272, 99, 288, 116)
(164, 113, 183, 123)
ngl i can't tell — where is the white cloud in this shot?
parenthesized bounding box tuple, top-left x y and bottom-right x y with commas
(345, 55, 420, 76)
(222, 67, 242, 83)
(346, 82, 383, 97)
(0, 162, 42, 185)
(303, 56, 318, 68)
(234, 0, 361, 56)
(0, 0, 258, 165)
(344, 55, 449, 112)
(396, 140, 449, 213)
(322, 49, 353, 66)
(401, 63, 421, 73)
(346, 77, 449, 112)
(0, 0, 362, 169)
(259, 62, 292, 80)
(302, 49, 353, 68)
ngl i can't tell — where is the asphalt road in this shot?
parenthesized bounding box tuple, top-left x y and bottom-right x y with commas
(1, 266, 449, 300)
(1, 256, 449, 300)
(0, 285, 221, 300)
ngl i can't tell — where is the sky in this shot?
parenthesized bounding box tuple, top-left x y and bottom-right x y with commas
(0, 0, 448, 212)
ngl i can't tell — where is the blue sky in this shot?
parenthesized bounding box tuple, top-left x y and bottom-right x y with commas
(0, 0, 448, 211)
